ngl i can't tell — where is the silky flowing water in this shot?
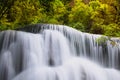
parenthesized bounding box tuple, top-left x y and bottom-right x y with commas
(0, 24, 120, 80)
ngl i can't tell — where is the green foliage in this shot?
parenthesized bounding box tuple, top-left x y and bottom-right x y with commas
(68, 0, 91, 29)
(48, 0, 67, 24)
(96, 36, 108, 45)
(103, 24, 120, 37)
(96, 35, 118, 47)
(0, 0, 45, 29)
(0, 0, 15, 19)
(0, 0, 120, 37)
(69, 22, 85, 32)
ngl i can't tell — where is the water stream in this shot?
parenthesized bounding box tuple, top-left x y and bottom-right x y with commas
(0, 24, 120, 80)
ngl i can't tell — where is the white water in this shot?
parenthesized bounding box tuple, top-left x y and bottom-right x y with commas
(0, 24, 120, 80)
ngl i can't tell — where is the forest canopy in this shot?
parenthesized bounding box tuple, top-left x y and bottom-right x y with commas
(0, 0, 120, 36)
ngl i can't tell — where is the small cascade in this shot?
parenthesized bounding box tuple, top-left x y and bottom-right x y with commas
(0, 24, 120, 80)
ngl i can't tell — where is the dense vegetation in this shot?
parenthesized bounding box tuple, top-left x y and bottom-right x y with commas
(0, 0, 120, 36)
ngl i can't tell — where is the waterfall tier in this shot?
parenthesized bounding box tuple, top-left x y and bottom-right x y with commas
(0, 24, 120, 80)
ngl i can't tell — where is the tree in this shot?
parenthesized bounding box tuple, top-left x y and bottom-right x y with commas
(0, 0, 15, 19)
(89, 0, 120, 36)
(0, 0, 45, 30)
(68, 0, 92, 32)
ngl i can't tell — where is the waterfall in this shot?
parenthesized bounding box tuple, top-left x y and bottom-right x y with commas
(0, 24, 120, 80)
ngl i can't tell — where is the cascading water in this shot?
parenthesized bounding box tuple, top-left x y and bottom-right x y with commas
(0, 24, 120, 80)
